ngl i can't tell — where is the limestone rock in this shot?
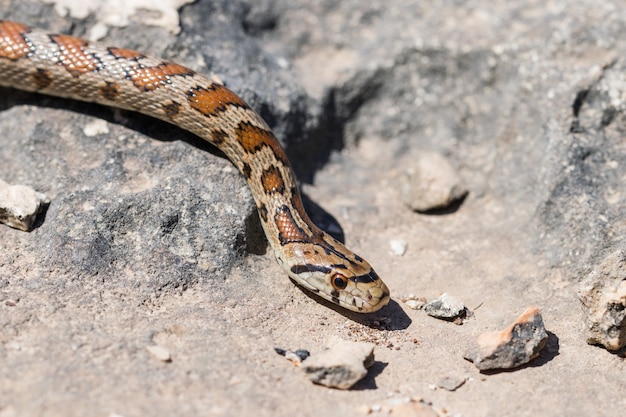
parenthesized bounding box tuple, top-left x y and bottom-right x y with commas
(0, 179, 49, 231)
(301, 338, 375, 389)
(464, 306, 548, 371)
(578, 250, 626, 351)
(437, 375, 467, 391)
(424, 293, 468, 323)
(400, 152, 468, 212)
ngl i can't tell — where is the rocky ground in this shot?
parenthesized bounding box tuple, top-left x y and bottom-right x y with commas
(1, 0, 625, 416)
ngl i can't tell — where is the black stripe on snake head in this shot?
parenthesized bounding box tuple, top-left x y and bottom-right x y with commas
(290, 264, 332, 275)
(350, 269, 381, 284)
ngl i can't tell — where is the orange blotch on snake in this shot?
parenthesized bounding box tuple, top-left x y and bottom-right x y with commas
(260, 165, 285, 194)
(108, 47, 144, 60)
(0, 21, 32, 60)
(186, 84, 249, 117)
(234, 122, 290, 166)
(130, 62, 195, 91)
(50, 34, 98, 76)
(275, 206, 310, 245)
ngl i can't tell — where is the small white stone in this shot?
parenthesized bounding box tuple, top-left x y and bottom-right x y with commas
(400, 152, 467, 212)
(146, 345, 172, 362)
(0, 179, 49, 231)
(405, 299, 425, 310)
(389, 239, 408, 256)
(83, 119, 110, 137)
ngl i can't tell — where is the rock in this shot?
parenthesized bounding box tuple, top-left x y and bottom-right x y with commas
(464, 306, 548, 371)
(424, 293, 468, 323)
(400, 152, 468, 212)
(274, 347, 311, 365)
(401, 294, 427, 310)
(436, 375, 467, 391)
(146, 345, 172, 362)
(389, 239, 408, 256)
(0, 179, 49, 231)
(301, 338, 375, 389)
(405, 299, 426, 310)
(578, 250, 626, 351)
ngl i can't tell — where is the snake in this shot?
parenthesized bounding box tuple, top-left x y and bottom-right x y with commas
(0, 20, 390, 312)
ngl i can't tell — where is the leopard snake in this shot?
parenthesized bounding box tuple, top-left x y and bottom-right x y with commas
(0, 21, 390, 312)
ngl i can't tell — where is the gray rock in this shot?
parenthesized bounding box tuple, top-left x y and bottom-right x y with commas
(0, 0, 306, 301)
(0, 179, 48, 231)
(400, 152, 468, 212)
(578, 250, 626, 351)
(424, 293, 468, 322)
(436, 375, 467, 391)
(301, 338, 375, 389)
(464, 306, 548, 371)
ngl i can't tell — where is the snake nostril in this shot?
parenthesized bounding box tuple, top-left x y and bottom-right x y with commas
(368, 287, 384, 299)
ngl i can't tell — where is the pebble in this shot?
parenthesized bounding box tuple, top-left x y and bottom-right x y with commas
(464, 306, 548, 371)
(275, 347, 311, 365)
(146, 345, 172, 362)
(405, 299, 426, 310)
(436, 375, 466, 391)
(389, 239, 408, 256)
(400, 151, 468, 212)
(423, 293, 468, 323)
(301, 337, 375, 389)
(0, 179, 49, 231)
(578, 249, 626, 351)
(401, 294, 427, 310)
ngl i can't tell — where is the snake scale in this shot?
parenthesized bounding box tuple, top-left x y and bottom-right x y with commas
(0, 20, 390, 312)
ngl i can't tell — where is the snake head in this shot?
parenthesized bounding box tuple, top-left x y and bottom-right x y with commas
(281, 237, 390, 313)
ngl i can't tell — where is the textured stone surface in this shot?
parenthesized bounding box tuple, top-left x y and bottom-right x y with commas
(437, 375, 467, 392)
(400, 151, 468, 212)
(301, 338, 375, 389)
(578, 250, 626, 351)
(464, 306, 548, 371)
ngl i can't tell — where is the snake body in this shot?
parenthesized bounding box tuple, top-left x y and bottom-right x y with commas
(0, 21, 390, 312)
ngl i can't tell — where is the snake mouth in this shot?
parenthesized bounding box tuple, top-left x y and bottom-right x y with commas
(368, 284, 391, 312)
(344, 282, 390, 313)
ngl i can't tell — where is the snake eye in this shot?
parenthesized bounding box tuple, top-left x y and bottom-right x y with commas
(331, 273, 348, 290)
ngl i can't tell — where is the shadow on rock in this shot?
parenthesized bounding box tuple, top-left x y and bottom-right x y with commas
(351, 361, 389, 391)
